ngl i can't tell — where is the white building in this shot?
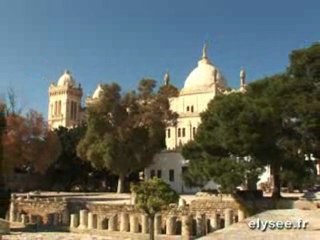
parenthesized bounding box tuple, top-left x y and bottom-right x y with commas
(145, 44, 247, 193)
(48, 70, 84, 129)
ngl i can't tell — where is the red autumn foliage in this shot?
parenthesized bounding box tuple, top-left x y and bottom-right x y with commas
(2, 110, 61, 175)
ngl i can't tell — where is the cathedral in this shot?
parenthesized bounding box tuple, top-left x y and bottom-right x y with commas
(48, 44, 256, 193)
(144, 45, 249, 193)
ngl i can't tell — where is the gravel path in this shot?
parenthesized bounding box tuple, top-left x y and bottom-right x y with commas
(2, 233, 120, 240)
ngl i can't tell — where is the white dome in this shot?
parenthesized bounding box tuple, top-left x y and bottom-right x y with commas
(92, 84, 103, 99)
(57, 70, 76, 87)
(183, 45, 226, 91)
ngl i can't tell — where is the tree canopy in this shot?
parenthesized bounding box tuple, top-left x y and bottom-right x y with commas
(3, 110, 61, 176)
(131, 178, 179, 240)
(182, 43, 320, 198)
(77, 80, 177, 193)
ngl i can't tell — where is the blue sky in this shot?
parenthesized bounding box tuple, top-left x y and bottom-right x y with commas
(0, 0, 319, 116)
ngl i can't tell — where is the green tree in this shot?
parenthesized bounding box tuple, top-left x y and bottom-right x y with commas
(77, 80, 176, 193)
(131, 178, 179, 240)
(182, 93, 264, 193)
(158, 84, 179, 98)
(288, 42, 320, 83)
(183, 43, 320, 198)
(47, 126, 91, 190)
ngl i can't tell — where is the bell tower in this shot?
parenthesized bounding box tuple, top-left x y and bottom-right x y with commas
(48, 70, 83, 129)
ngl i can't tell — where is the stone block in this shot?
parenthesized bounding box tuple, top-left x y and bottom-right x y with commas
(0, 219, 10, 235)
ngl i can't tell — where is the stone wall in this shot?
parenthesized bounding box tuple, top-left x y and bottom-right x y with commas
(9, 194, 248, 239)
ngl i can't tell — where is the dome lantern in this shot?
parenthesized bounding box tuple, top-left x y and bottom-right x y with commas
(57, 70, 76, 87)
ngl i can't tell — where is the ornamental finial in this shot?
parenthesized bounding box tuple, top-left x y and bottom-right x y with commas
(202, 42, 208, 59)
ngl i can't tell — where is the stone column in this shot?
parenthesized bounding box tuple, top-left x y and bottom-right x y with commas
(88, 212, 97, 229)
(181, 215, 192, 239)
(108, 214, 118, 231)
(21, 214, 27, 225)
(154, 214, 162, 235)
(166, 215, 176, 235)
(237, 209, 245, 222)
(78, 210, 88, 229)
(196, 213, 206, 236)
(16, 213, 22, 223)
(209, 212, 219, 232)
(141, 214, 149, 234)
(129, 214, 139, 233)
(120, 213, 129, 232)
(178, 198, 186, 208)
(224, 208, 233, 228)
(97, 215, 105, 230)
(9, 202, 16, 222)
(70, 214, 79, 228)
(131, 192, 137, 205)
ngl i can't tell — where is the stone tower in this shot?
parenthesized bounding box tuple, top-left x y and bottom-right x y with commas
(48, 70, 83, 129)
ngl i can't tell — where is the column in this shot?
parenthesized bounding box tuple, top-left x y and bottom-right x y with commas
(166, 215, 176, 235)
(129, 215, 139, 233)
(131, 192, 137, 205)
(209, 212, 219, 232)
(224, 208, 233, 228)
(97, 215, 105, 230)
(154, 214, 162, 235)
(70, 214, 79, 228)
(78, 210, 88, 229)
(16, 213, 22, 223)
(238, 209, 245, 222)
(178, 198, 186, 208)
(181, 215, 192, 239)
(120, 213, 129, 232)
(88, 212, 97, 229)
(108, 214, 118, 231)
(21, 214, 27, 225)
(141, 214, 149, 234)
(9, 202, 16, 222)
(196, 213, 206, 236)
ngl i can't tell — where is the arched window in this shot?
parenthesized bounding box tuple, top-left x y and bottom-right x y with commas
(186, 106, 190, 112)
(167, 129, 171, 138)
(191, 106, 194, 112)
(178, 128, 181, 137)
